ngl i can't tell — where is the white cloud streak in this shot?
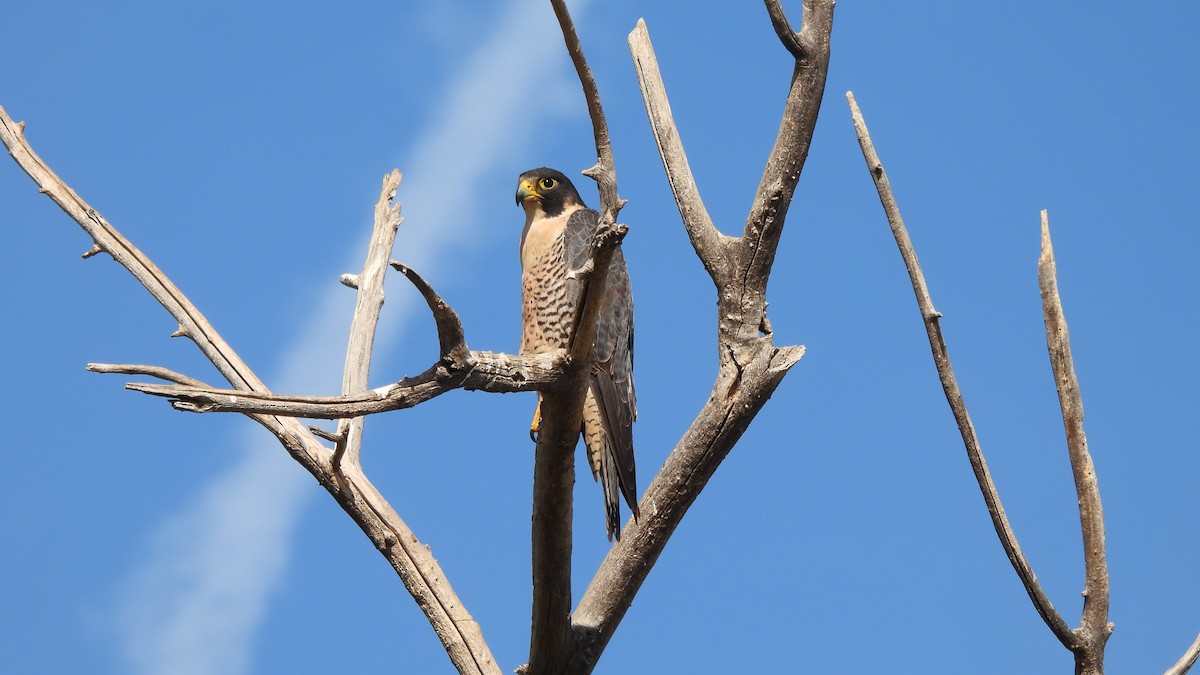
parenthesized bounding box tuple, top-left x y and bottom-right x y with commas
(113, 1, 589, 673)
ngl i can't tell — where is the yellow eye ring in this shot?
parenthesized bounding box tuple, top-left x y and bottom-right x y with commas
(538, 177, 558, 190)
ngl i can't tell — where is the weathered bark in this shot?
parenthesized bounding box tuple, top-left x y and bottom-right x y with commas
(848, 93, 1113, 675)
(1, 1, 836, 672)
(0, 109, 499, 674)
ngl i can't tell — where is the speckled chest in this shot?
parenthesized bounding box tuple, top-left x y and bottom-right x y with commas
(520, 229, 574, 354)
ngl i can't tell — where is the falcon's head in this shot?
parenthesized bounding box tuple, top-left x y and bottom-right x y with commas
(516, 167, 585, 218)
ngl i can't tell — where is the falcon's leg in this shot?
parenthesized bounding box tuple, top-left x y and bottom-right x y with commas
(529, 394, 543, 443)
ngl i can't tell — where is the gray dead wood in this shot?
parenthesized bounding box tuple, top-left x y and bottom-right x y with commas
(0, 109, 499, 674)
(1, 0, 836, 671)
(559, 2, 832, 673)
(848, 92, 1113, 675)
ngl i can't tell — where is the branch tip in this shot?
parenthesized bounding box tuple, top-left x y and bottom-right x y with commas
(1037, 209, 1110, 661)
(310, 425, 343, 443)
(340, 273, 361, 289)
(391, 262, 468, 361)
(81, 243, 103, 259)
(628, 15, 724, 283)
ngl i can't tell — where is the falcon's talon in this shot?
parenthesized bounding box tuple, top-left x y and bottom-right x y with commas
(529, 399, 543, 444)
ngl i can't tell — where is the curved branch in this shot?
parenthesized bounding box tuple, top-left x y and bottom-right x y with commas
(847, 91, 1078, 648)
(392, 261, 469, 362)
(562, 5, 832, 670)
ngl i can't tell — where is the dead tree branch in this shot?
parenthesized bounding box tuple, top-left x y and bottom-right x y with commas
(628, 17, 729, 283)
(0, 106, 499, 675)
(845, 89, 1073, 644)
(848, 92, 1112, 673)
(5, 0, 834, 669)
(0, 105, 318, 466)
(1167, 632, 1200, 675)
(121, 347, 563, 415)
(86, 363, 209, 388)
(522, 3, 633, 672)
(1039, 210, 1113, 671)
(560, 2, 830, 670)
(119, 264, 559, 418)
(333, 169, 405, 470)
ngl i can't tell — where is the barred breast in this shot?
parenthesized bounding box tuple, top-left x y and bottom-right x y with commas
(520, 232, 576, 355)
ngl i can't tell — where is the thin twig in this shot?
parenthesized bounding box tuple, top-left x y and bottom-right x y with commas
(1039, 210, 1112, 671)
(846, 91, 1077, 647)
(549, 0, 624, 217)
(333, 169, 404, 470)
(86, 363, 209, 388)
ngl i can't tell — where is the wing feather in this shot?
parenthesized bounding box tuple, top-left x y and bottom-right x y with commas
(561, 205, 639, 539)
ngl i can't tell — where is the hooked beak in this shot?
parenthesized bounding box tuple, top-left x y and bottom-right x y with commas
(515, 179, 539, 206)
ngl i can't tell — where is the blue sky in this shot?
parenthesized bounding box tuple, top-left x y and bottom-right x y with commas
(2, 1, 1197, 673)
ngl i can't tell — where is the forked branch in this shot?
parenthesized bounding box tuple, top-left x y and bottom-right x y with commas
(0, 105, 498, 675)
(5, 0, 836, 670)
(334, 169, 404, 470)
(846, 89, 1073, 644)
(0, 106, 311, 455)
(744, 0, 834, 294)
(564, 2, 831, 671)
(848, 92, 1112, 673)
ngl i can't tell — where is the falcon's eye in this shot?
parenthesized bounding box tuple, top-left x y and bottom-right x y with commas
(538, 177, 558, 190)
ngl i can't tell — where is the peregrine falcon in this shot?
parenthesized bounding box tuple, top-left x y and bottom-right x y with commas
(515, 167, 638, 541)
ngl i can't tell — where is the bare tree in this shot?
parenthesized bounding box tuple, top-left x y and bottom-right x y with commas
(8, 3, 1193, 674)
(0, 2, 834, 673)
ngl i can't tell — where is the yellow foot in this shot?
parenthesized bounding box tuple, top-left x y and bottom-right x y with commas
(529, 400, 543, 443)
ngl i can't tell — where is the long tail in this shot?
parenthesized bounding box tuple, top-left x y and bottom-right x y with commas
(583, 369, 638, 541)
